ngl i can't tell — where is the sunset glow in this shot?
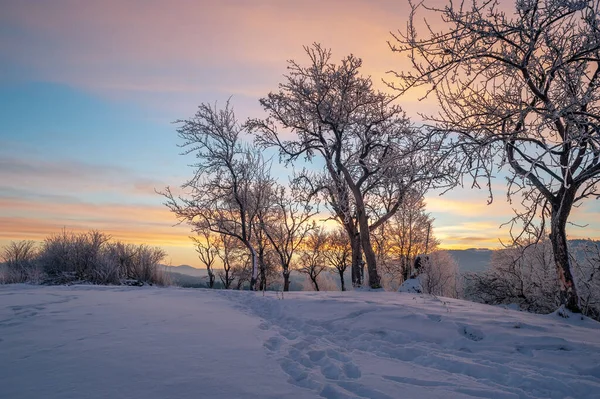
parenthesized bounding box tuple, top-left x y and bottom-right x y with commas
(2, 0, 599, 266)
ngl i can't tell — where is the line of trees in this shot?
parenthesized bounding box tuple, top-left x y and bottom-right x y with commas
(162, 44, 453, 293)
(163, 0, 600, 314)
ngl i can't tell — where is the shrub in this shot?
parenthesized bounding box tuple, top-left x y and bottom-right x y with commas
(2, 230, 170, 286)
(2, 240, 39, 283)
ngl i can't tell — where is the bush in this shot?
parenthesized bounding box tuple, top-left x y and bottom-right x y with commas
(1, 240, 40, 283)
(464, 241, 559, 314)
(1, 230, 170, 286)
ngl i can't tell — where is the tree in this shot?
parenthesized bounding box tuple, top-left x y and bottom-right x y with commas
(249, 44, 445, 288)
(217, 234, 245, 289)
(390, 0, 600, 312)
(297, 227, 328, 291)
(323, 228, 352, 291)
(192, 231, 219, 288)
(374, 190, 438, 288)
(260, 184, 317, 291)
(464, 240, 559, 313)
(161, 101, 273, 290)
(293, 169, 364, 287)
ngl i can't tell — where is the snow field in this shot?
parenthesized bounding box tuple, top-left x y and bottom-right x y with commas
(1, 285, 599, 399)
(226, 290, 600, 399)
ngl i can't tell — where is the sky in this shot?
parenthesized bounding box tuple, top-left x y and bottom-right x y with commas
(2, 0, 600, 267)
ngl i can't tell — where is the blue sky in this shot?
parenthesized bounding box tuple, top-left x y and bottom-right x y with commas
(1, 0, 599, 266)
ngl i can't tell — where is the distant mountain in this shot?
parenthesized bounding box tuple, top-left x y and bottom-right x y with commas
(167, 271, 208, 288)
(446, 249, 493, 274)
(163, 265, 207, 278)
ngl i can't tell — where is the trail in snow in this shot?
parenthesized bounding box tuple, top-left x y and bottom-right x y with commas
(222, 290, 600, 399)
(1, 285, 599, 399)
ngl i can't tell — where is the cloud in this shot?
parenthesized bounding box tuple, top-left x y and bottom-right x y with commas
(0, 0, 435, 115)
(0, 156, 178, 198)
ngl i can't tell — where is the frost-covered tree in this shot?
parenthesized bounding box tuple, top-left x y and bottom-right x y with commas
(572, 241, 600, 319)
(249, 44, 447, 288)
(390, 0, 600, 312)
(297, 227, 328, 291)
(260, 184, 317, 291)
(374, 190, 438, 289)
(323, 228, 352, 291)
(161, 101, 274, 290)
(192, 230, 219, 288)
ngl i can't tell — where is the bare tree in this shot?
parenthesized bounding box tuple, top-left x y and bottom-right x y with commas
(192, 230, 219, 288)
(161, 101, 273, 290)
(375, 190, 438, 289)
(249, 44, 446, 288)
(297, 227, 328, 291)
(293, 170, 364, 287)
(217, 234, 245, 289)
(323, 228, 352, 291)
(390, 0, 600, 312)
(260, 184, 317, 291)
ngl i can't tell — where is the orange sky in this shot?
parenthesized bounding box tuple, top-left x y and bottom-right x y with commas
(2, 0, 599, 266)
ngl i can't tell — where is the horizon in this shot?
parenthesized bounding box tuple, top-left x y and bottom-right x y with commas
(2, 0, 600, 266)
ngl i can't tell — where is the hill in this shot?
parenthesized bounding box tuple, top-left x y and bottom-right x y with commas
(1, 285, 598, 398)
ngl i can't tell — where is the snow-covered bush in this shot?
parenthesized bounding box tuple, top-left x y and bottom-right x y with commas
(419, 251, 461, 298)
(1, 240, 40, 283)
(572, 242, 600, 320)
(464, 240, 559, 314)
(2, 230, 170, 286)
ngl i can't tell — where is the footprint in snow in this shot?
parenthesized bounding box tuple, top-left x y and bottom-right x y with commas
(264, 336, 283, 351)
(460, 325, 484, 341)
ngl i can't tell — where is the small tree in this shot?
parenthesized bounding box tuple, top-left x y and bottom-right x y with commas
(390, 0, 600, 312)
(161, 101, 273, 290)
(297, 228, 328, 291)
(217, 234, 242, 289)
(260, 184, 317, 291)
(323, 229, 351, 291)
(374, 190, 438, 289)
(192, 231, 219, 288)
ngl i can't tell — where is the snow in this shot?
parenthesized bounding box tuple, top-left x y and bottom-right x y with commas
(1, 286, 600, 399)
(398, 277, 423, 293)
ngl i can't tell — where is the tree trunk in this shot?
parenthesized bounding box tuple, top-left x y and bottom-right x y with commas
(224, 268, 231, 289)
(356, 207, 381, 288)
(311, 274, 320, 291)
(550, 204, 580, 313)
(339, 269, 346, 291)
(249, 245, 258, 291)
(350, 233, 362, 287)
(283, 269, 290, 292)
(208, 270, 215, 289)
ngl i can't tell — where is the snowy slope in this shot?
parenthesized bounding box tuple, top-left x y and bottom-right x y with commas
(1, 286, 599, 399)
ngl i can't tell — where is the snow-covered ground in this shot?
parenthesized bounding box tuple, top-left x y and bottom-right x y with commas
(1, 286, 599, 399)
